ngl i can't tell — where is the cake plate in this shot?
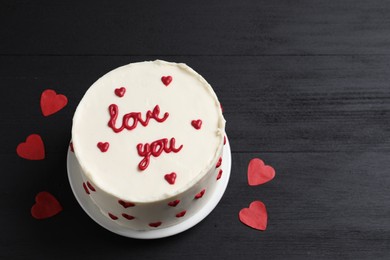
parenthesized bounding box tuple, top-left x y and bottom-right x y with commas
(67, 136, 232, 239)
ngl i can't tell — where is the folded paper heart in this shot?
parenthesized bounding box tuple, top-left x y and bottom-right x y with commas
(16, 134, 45, 160)
(247, 158, 275, 186)
(40, 89, 68, 116)
(239, 201, 268, 231)
(31, 191, 63, 219)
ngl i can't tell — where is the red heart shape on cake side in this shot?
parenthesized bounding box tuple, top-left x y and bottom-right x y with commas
(97, 142, 109, 152)
(239, 201, 268, 231)
(108, 213, 118, 220)
(31, 191, 63, 219)
(248, 158, 275, 186)
(161, 76, 172, 86)
(176, 210, 186, 218)
(217, 169, 223, 180)
(168, 199, 180, 207)
(16, 134, 45, 160)
(164, 172, 177, 185)
(118, 200, 135, 208)
(40, 89, 68, 116)
(122, 213, 135, 220)
(114, 87, 126, 97)
(191, 119, 202, 130)
(216, 157, 222, 168)
(149, 221, 162, 228)
(194, 189, 205, 199)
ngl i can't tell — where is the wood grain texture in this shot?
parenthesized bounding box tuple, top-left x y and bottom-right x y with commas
(0, 0, 389, 259)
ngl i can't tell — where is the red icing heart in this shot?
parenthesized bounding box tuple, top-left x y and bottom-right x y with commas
(149, 221, 162, 228)
(40, 89, 68, 116)
(86, 181, 95, 192)
(248, 158, 275, 186)
(118, 200, 135, 208)
(191, 119, 202, 130)
(168, 199, 180, 207)
(122, 213, 135, 220)
(216, 157, 222, 168)
(217, 169, 223, 180)
(194, 189, 205, 199)
(31, 191, 63, 219)
(115, 87, 126, 97)
(161, 76, 172, 86)
(69, 142, 74, 152)
(176, 210, 186, 218)
(239, 201, 268, 231)
(164, 172, 177, 185)
(16, 134, 45, 160)
(108, 213, 118, 220)
(224, 136, 226, 145)
(97, 142, 109, 152)
(82, 182, 90, 195)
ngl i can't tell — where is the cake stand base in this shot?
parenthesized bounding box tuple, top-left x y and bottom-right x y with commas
(67, 135, 232, 239)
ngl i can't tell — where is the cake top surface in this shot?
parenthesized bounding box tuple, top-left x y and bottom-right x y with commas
(72, 60, 225, 203)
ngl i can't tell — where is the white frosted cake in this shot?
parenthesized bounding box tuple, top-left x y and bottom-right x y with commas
(71, 60, 226, 230)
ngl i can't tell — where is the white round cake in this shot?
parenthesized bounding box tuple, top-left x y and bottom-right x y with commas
(71, 60, 226, 230)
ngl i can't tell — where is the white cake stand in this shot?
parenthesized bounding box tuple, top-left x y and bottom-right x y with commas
(67, 136, 232, 239)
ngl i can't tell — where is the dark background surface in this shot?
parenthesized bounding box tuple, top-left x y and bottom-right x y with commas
(1, 0, 389, 259)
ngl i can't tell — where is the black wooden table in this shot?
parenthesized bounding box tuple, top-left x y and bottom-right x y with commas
(1, 1, 389, 259)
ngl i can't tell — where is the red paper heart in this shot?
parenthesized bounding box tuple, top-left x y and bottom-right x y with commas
(115, 87, 126, 97)
(31, 191, 63, 219)
(97, 142, 109, 152)
(16, 134, 45, 160)
(164, 172, 177, 185)
(118, 200, 135, 208)
(191, 119, 202, 130)
(248, 158, 275, 186)
(161, 76, 172, 86)
(40, 89, 68, 116)
(239, 201, 268, 231)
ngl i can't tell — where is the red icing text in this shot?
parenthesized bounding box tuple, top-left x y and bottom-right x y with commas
(108, 104, 169, 133)
(137, 138, 183, 171)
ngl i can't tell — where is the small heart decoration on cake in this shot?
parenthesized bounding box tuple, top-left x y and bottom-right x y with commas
(176, 210, 186, 218)
(118, 200, 135, 208)
(114, 87, 126, 97)
(31, 191, 63, 219)
(161, 76, 172, 86)
(149, 221, 162, 228)
(239, 201, 268, 231)
(217, 169, 223, 180)
(40, 89, 68, 116)
(69, 142, 74, 152)
(82, 182, 90, 195)
(191, 119, 202, 130)
(122, 213, 135, 220)
(108, 213, 118, 220)
(164, 172, 177, 185)
(86, 181, 96, 192)
(248, 158, 275, 186)
(16, 134, 45, 160)
(168, 199, 180, 207)
(216, 157, 222, 168)
(97, 142, 109, 152)
(194, 189, 205, 199)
